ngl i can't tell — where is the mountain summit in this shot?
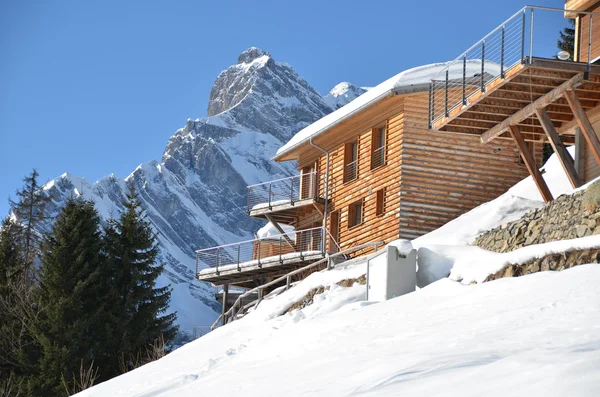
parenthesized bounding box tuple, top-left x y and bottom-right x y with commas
(41, 48, 366, 339)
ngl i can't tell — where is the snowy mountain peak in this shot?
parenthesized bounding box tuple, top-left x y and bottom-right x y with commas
(237, 47, 271, 64)
(42, 48, 345, 339)
(323, 82, 368, 109)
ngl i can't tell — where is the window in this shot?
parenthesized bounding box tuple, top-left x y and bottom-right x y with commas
(371, 125, 386, 170)
(348, 199, 363, 229)
(344, 141, 358, 183)
(300, 163, 317, 199)
(375, 188, 385, 217)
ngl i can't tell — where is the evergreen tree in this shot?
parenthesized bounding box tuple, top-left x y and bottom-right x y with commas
(32, 197, 116, 396)
(9, 169, 51, 272)
(105, 182, 177, 363)
(0, 217, 26, 390)
(557, 19, 575, 57)
(0, 217, 22, 295)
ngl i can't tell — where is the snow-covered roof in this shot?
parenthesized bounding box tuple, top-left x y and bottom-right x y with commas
(275, 60, 499, 160)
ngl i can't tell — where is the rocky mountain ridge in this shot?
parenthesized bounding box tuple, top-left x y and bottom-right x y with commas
(41, 47, 366, 338)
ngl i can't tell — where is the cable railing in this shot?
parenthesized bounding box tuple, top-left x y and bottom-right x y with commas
(247, 172, 322, 213)
(344, 160, 358, 183)
(196, 226, 327, 275)
(371, 146, 386, 169)
(428, 5, 600, 129)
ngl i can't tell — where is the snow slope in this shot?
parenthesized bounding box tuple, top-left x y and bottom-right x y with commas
(77, 264, 600, 397)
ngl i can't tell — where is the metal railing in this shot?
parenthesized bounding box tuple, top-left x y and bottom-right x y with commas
(192, 326, 211, 339)
(196, 226, 335, 275)
(247, 172, 321, 212)
(344, 160, 357, 183)
(210, 240, 384, 330)
(428, 5, 600, 129)
(371, 145, 386, 169)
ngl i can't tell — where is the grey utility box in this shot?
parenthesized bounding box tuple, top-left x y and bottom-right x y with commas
(368, 243, 417, 302)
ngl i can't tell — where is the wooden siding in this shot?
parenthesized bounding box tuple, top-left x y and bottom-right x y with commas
(304, 97, 405, 254)
(289, 90, 541, 252)
(398, 92, 539, 239)
(579, 2, 600, 62)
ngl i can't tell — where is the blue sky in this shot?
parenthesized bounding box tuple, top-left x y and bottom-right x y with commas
(0, 0, 566, 216)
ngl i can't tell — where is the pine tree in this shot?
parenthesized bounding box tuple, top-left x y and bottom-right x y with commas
(105, 182, 177, 364)
(9, 169, 51, 272)
(32, 197, 116, 396)
(557, 19, 575, 57)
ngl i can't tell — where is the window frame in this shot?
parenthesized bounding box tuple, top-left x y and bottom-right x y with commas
(347, 199, 364, 229)
(375, 188, 385, 217)
(344, 140, 359, 183)
(370, 123, 387, 170)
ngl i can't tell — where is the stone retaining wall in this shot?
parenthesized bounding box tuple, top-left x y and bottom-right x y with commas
(474, 187, 600, 253)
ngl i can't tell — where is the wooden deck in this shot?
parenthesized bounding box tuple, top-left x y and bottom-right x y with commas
(197, 251, 326, 288)
(248, 197, 325, 226)
(433, 58, 600, 145)
(432, 57, 600, 202)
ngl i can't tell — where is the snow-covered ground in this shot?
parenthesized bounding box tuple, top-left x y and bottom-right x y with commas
(77, 150, 600, 396)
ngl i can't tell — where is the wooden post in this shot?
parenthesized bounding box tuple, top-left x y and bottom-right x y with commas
(221, 284, 229, 326)
(508, 125, 553, 203)
(535, 108, 583, 188)
(564, 89, 600, 167)
(265, 214, 296, 250)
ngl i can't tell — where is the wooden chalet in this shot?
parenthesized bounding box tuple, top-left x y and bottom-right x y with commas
(196, 2, 600, 303)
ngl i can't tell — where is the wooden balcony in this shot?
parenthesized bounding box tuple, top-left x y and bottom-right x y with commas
(247, 172, 325, 226)
(196, 227, 326, 288)
(428, 6, 600, 203)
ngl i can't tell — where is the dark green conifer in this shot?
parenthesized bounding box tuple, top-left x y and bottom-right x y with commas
(105, 182, 177, 363)
(32, 197, 115, 396)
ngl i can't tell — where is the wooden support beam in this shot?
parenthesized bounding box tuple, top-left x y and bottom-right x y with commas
(264, 214, 296, 251)
(535, 108, 583, 188)
(558, 104, 600, 133)
(564, 90, 600, 167)
(482, 73, 583, 144)
(508, 125, 553, 203)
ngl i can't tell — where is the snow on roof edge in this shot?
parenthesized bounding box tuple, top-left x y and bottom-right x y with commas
(274, 60, 497, 160)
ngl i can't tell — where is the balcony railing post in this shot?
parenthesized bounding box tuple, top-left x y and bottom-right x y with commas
(529, 7, 534, 64)
(501, 24, 505, 78)
(216, 248, 220, 273)
(521, 9, 526, 63)
(268, 183, 272, 210)
(257, 239, 261, 267)
(462, 55, 467, 105)
(290, 177, 294, 203)
(279, 237, 283, 264)
(445, 69, 449, 117)
(237, 244, 241, 271)
(481, 40, 486, 93)
(431, 80, 436, 124)
(588, 14, 593, 72)
(428, 82, 433, 129)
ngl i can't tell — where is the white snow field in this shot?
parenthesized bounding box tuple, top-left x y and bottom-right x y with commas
(77, 150, 600, 396)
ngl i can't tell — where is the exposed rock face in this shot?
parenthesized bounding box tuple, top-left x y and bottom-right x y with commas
(484, 249, 600, 282)
(474, 189, 600, 253)
(40, 48, 367, 338)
